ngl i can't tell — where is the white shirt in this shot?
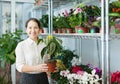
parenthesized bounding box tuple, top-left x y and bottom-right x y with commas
(15, 38, 46, 73)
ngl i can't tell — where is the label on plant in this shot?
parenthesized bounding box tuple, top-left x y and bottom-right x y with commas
(78, 29, 83, 33)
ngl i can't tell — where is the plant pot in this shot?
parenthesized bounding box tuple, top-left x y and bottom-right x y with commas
(115, 28, 120, 34)
(66, 28, 74, 33)
(43, 27, 48, 33)
(61, 28, 66, 33)
(57, 29, 62, 33)
(75, 26, 88, 33)
(45, 60, 56, 72)
(39, 29, 44, 33)
(114, 24, 120, 34)
(53, 29, 58, 33)
(90, 27, 100, 33)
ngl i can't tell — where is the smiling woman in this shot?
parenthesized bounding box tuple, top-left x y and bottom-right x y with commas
(15, 18, 49, 84)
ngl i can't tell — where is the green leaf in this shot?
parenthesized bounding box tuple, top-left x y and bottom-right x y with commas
(0, 58, 6, 69)
(109, 13, 120, 17)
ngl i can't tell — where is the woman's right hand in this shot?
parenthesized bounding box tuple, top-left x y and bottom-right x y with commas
(34, 64, 48, 72)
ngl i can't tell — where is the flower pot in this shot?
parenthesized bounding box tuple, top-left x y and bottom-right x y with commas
(90, 27, 100, 33)
(66, 28, 74, 33)
(57, 29, 62, 33)
(53, 29, 58, 33)
(61, 28, 66, 33)
(45, 60, 56, 72)
(115, 28, 120, 34)
(39, 29, 44, 33)
(43, 27, 48, 33)
(114, 24, 120, 34)
(75, 26, 88, 33)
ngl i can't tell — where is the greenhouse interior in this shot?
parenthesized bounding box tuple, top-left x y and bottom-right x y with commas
(0, 0, 120, 84)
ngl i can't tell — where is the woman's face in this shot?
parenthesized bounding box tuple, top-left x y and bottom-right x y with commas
(26, 20, 40, 40)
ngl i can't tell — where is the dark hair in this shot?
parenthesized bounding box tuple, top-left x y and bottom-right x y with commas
(25, 18, 41, 29)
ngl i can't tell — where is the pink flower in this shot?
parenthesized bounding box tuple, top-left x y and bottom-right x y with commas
(74, 7, 83, 14)
(64, 10, 69, 18)
(77, 71, 84, 75)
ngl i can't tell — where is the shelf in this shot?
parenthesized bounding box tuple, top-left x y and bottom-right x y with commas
(40, 33, 101, 39)
(33, 0, 75, 10)
(110, 34, 120, 40)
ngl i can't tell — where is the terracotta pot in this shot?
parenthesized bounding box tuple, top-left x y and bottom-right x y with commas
(45, 60, 56, 72)
(75, 26, 88, 33)
(61, 28, 66, 33)
(53, 29, 58, 33)
(39, 29, 44, 33)
(66, 28, 74, 33)
(115, 24, 120, 28)
(114, 24, 120, 34)
(57, 29, 62, 33)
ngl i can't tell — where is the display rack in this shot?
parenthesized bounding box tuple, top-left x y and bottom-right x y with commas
(46, 0, 106, 84)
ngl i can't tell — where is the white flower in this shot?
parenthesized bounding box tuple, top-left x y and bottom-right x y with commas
(71, 57, 81, 66)
(59, 65, 102, 84)
(60, 70, 70, 77)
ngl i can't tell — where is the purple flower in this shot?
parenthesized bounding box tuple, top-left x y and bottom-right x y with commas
(94, 67, 102, 74)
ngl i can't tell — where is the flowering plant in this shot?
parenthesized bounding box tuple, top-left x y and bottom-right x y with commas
(111, 71, 120, 84)
(51, 54, 102, 84)
(68, 7, 85, 28)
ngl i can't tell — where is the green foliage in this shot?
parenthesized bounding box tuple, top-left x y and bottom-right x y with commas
(41, 36, 62, 60)
(60, 49, 78, 69)
(0, 30, 23, 68)
(39, 14, 48, 28)
(51, 49, 79, 84)
(55, 15, 71, 29)
(82, 5, 101, 17)
(51, 71, 69, 84)
(0, 76, 8, 84)
(68, 12, 83, 28)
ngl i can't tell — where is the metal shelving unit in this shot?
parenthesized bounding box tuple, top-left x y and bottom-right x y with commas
(40, 0, 106, 84)
(36, 0, 118, 84)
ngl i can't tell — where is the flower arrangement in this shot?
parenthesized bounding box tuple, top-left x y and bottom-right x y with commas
(111, 71, 120, 84)
(51, 51, 102, 84)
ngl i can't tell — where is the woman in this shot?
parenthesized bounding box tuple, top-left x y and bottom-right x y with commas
(15, 18, 49, 84)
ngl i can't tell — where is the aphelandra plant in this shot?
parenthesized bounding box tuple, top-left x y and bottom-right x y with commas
(41, 35, 62, 61)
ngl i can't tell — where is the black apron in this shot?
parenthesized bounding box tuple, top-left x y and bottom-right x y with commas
(20, 72, 49, 84)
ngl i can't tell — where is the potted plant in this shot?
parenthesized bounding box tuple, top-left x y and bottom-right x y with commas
(39, 14, 49, 33)
(68, 6, 89, 33)
(53, 16, 58, 33)
(109, 1, 120, 33)
(41, 35, 63, 72)
(0, 30, 22, 83)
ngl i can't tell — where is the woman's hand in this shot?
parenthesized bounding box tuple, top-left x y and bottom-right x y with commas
(34, 64, 48, 72)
